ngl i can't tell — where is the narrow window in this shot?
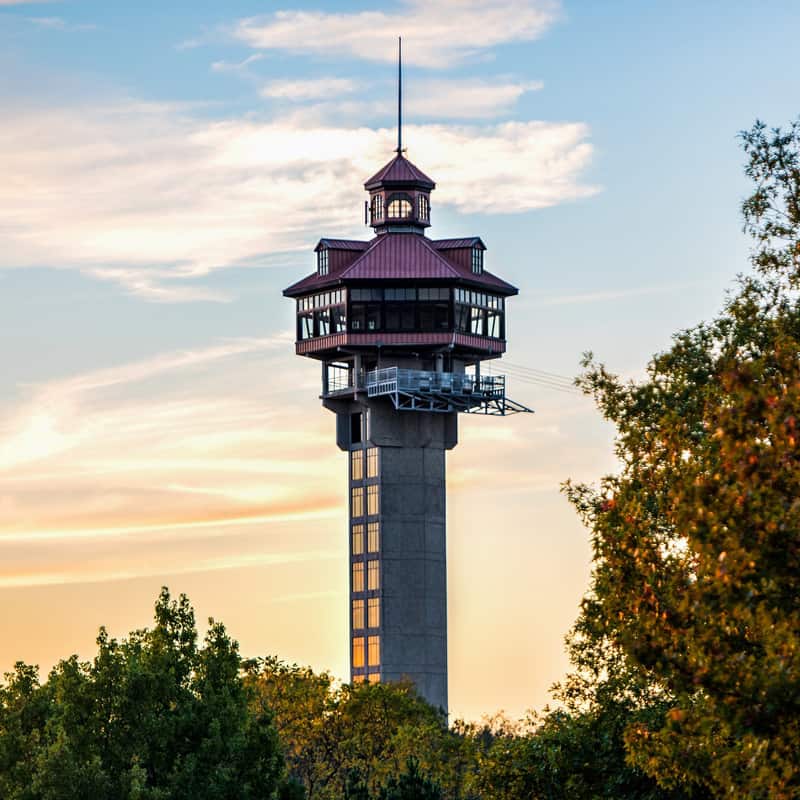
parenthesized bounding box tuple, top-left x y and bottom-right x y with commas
(367, 522, 379, 553)
(318, 248, 329, 276)
(372, 194, 383, 221)
(366, 447, 379, 478)
(352, 674, 365, 684)
(352, 562, 365, 593)
(418, 194, 429, 221)
(367, 672, 380, 684)
(352, 524, 364, 556)
(367, 559, 380, 591)
(353, 637, 365, 668)
(352, 599, 365, 630)
(351, 449, 364, 481)
(368, 597, 380, 628)
(351, 487, 364, 519)
(367, 635, 380, 666)
(471, 247, 483, 274)
(367, 484, 379, 516)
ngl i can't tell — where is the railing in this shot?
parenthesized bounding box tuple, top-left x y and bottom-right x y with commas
(365, 367, 505, 398)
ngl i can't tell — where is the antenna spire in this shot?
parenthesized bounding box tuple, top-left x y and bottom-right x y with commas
(396, 36, 403, 154)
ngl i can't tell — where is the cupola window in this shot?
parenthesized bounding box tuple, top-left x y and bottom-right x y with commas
(371, 195, 383, 222)
(318, 248, 329, 276)
(471, 247, 483, 275)
(418, 194, 429, 222)
(387, 195, 412, 219)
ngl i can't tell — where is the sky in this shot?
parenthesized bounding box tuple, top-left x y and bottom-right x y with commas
(0, 0, 798, 722)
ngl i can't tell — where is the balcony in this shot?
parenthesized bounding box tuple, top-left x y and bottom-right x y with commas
(364, 367, 532, 415)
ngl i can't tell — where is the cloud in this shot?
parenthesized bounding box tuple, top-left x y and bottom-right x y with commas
(0, 100, 596, 299)
(27, 16, 96, 31)
(261, 77, 357, 101)
(408, 79, 544, 119)
(211, 53, 264, 74)
(0, 339, 344, 590)
(234, 0, 561, 68)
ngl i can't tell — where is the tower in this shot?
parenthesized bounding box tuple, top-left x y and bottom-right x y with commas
(283, 45, 530, 713)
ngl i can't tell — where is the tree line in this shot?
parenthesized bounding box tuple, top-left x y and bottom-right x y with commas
(2, 117, 799, 798)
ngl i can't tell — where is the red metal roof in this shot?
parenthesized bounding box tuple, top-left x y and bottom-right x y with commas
(364, 154, 435, 190)
(283, 234, 517, 296)
(432, 237, 485, 250)
(342, 234, 457, 280)
(316, 238, 369, 251)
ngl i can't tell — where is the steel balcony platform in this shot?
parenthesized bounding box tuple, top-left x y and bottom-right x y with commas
(364, 367, 532, 415)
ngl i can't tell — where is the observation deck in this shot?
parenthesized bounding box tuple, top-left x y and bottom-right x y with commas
(324, 366, 532, 416)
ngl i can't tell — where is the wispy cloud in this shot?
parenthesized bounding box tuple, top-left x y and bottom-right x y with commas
(211, 53, 264, 74)
(409, 79, 544, 119)
(261, 77, 357, 101)
(234, 0, 561, 68)
(0, 100, 596, 299)
(28, 16, 96, 32)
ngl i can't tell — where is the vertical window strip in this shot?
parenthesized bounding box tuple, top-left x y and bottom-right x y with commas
(367, 522, 379, 553)
(353, 637, 365, 668)
(366, 447, 379, 478)
(351, 486, 364, 518)
(367, 484, 379, 516)
(368, 597, 380, 629)
(367, 635, 380, 666)
(352, 599, 365, 630)
(352, 562, 365, 593)
(351, 449, 363, 481)
(367, 559, 380, 591)
(352, 524, 364, 556)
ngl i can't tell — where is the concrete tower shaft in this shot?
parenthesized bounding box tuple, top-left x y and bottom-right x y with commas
(326, 389, 457, 712)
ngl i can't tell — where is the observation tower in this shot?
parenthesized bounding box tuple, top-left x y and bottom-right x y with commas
(283, 43, 530, 713)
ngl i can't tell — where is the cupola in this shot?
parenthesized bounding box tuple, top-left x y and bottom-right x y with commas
(364, 153, 435, 234)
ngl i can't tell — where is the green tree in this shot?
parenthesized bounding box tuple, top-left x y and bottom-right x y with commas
(0, 589, 287, 799)
(563, 118, 800, 798)
(251, 660, 476, 800)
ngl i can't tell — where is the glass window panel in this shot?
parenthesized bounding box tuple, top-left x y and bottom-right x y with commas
(316, 309, 330, 336)
(332, 307, 346, 333)
(351, 449, 363, 481)
(434, 303, 449, 330)
(353, 637, 365, 668)
(352, 562, 365, 593)
(400, 307, 415, 330)
(318, 249, 329, 275)
(352, 524, 364, 556)
(367, 559, 380, 591)
(388, 197, 412, 218)
(470, 307, 485, 336)
(351, 486, 364, 518)
(487, 311, 501, 338)
(367, 522, 379, 553)
(367, 672, 380, 684)
(367, 635, 380, 666)
(368, 597, 380, 628)
(367, 485, 379, 516)
(352, 599, 365, 630)
(352, 674, 365, 684)
(366, 447, 379, 478)
(300, 315, 314, 340)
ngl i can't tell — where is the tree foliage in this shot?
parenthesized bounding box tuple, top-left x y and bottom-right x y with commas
(563, 118, 800, 798)
(0, 589, 286, 800)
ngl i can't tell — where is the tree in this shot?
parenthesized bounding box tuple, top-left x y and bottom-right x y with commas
(250, 660, 476, 800)
(563, 118, 800, 798)
(0, 589, 287, 799)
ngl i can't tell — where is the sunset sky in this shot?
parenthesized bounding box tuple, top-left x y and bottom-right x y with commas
(1, 0, 798, 722)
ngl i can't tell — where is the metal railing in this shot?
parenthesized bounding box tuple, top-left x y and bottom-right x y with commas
(365, 367, 505, 398)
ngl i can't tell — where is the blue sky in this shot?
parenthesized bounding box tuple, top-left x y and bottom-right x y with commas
(1, 0, 798, 720)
